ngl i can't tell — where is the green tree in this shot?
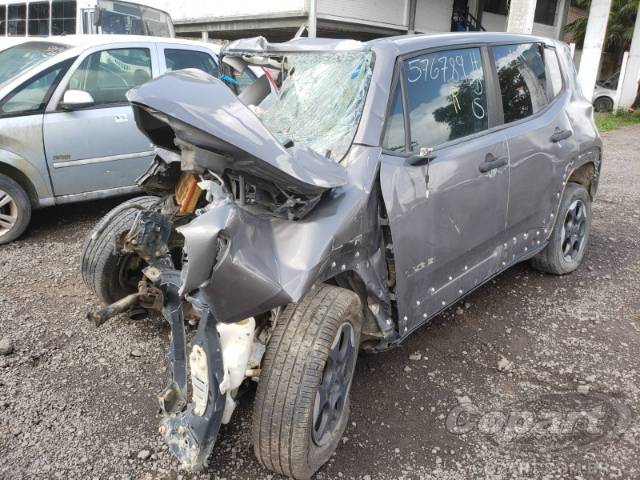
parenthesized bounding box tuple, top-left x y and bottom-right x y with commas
(565, 0, 638, 65)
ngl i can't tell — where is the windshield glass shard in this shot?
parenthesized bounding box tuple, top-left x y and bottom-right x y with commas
(255, 51, 373, 162)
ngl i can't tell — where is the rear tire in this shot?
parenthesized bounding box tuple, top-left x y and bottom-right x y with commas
(0, 174, 31, 245)
(530, 182, 591, 275)
(593, 96, 613, 113)
(253, 284, 362, 479)
(81, 195, 158, 304)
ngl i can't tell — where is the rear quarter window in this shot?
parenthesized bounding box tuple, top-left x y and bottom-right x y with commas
(164, 49, 218, 76)
(543, 47, 563, 98)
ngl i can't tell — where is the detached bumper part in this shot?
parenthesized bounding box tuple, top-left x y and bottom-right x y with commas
(156, 272, 226, 470)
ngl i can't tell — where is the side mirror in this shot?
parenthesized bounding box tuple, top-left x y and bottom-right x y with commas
(60, 90, 95, 111)
(407, 147, 437, 166)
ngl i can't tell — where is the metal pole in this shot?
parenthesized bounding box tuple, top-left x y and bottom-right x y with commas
(407, 0, 417, 34)
(615, 51, 630, 111)
(506, 0, 537, 35)
(308, 0, 317, 37)
(577, 0, 613, 98)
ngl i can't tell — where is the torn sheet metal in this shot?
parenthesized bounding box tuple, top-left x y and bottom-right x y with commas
(177, 145, 392, 328)
(222, 36, 368, 54)
(149, 267, 226, 469)
(128, 70, 348, 196)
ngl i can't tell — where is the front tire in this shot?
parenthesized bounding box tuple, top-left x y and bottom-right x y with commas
(530, 182, 591, 275)
(0, 174, 31, 245)
(81, 196, 159, 304)
(253, 284, 363, 479)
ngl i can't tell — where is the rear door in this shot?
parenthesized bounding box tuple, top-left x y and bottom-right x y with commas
(157, 43, 219, 76)
(380, 46, 510, 334)
(42, 43, 159, 196)
(491, 42, 578, 248)
(158, 43, 258, 95)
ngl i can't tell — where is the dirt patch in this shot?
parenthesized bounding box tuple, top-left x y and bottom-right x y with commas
(1, 126, 639, 479)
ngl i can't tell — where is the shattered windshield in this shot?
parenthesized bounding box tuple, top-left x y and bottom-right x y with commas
(256, 51, 373, 162)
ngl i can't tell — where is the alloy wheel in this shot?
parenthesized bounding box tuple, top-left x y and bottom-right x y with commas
(560, 199, 588, 262)
(0, 189, 18, 238)
(312, 322, 357, 446)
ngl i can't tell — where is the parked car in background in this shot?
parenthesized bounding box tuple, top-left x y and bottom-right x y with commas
(82, 33, 601, 478)
(0, 0, 174, 38)
(0, 35, 256, 243)
(593, 84, 615, 112)
(591, 70, 620, 112)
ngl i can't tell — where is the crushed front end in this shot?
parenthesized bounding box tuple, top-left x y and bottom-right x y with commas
(85, 41, 397, 472)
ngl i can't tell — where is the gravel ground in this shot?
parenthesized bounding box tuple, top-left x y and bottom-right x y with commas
(1, 125, 639, 480)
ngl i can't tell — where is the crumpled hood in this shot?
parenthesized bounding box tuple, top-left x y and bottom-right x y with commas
(127, 69, 348, 196)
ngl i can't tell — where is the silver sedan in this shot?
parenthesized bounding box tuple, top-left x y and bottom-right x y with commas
(0, 35, 255, 243)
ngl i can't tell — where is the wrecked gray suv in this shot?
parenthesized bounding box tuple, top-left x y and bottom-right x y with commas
(81, 33, 601, 478)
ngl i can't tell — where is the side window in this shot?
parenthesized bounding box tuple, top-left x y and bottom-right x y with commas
(66, 48, 152, 107)
(164, 49, 218, 76)
(404, 47, 488, 150)
(382, 80, 406, 152)
(0, 64, 67, 115)
(0, 6, 7, 36)
(492, 43, 549, 124)
(544, 47, 563, 99)
(7, 3, 26, 36)
(51, 0, 76, 35)
(233, 68, 257, 94)
(28, 2, 50, 36)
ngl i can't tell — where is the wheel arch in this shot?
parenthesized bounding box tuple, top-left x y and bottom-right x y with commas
(0, 149, 53, 207)
(567, 160, 599, 199)
(0, 161, 41, 207)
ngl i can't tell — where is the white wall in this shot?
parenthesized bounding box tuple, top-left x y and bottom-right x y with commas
(482, 12, 508, 32)
(317, 0, 409, 29)
(414, 0, 453, 33)
(149, 0, 306, 23)
(531, 22, 557, 38)
(153, 0, 451, 33)
(482, 11, 559, 39)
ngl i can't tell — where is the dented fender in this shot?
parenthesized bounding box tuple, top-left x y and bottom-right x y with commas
(177, 146, 393, 331)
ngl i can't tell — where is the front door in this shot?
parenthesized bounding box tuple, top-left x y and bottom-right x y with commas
(380, 46, 510, 334)
(0, 60, 73, 210)
(43, 45, 157, 196)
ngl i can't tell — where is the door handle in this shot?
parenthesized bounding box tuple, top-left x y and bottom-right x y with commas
(550, 127, 572, 143)
(478, 153, 507, 173)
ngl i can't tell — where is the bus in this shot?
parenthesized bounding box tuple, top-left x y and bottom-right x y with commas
(0, 0, 174, 38)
